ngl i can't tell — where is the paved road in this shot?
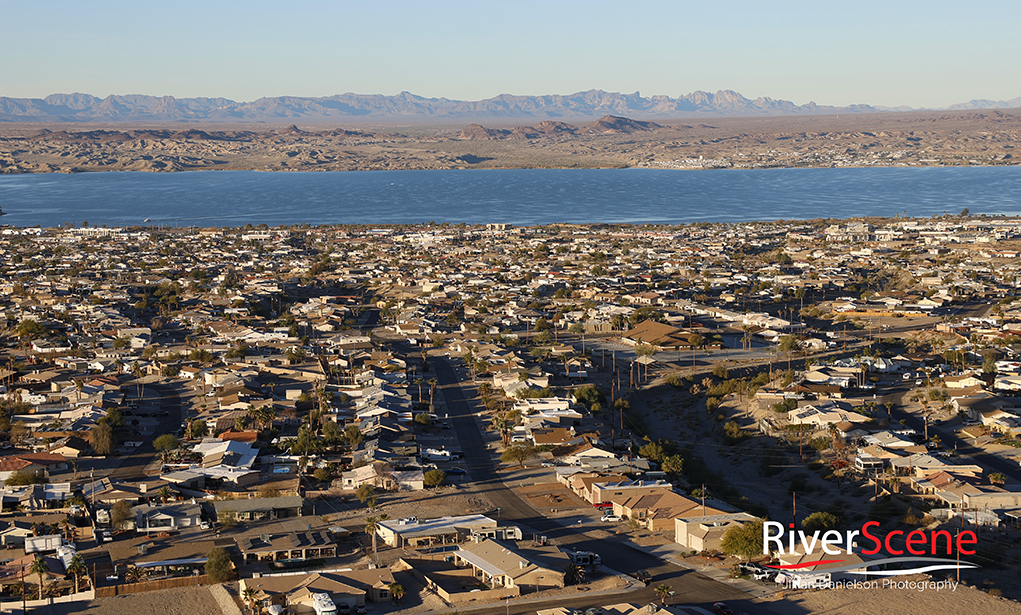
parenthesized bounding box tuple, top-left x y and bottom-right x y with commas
(104, 380, 185, 483)
(433, 358, 781, 615)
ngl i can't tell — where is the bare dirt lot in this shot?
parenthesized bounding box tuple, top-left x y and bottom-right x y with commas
(47, 585, 224, 615)
(517, 482, 590, 512)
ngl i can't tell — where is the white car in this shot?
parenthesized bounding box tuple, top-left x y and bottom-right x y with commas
(600, 514, 621, 522)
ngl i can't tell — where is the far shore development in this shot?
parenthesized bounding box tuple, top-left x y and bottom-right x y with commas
(2, 217, 1021, 614)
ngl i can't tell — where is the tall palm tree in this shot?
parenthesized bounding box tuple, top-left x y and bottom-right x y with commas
(67, 553, 86, 594)
(428, 378, 438, 411)
(365, 513, 390, 567)
(255, 406, 275, 430)
(688, 333, 705, 374)
(28, 556, 48, 600)
(132, 361, 145, 400)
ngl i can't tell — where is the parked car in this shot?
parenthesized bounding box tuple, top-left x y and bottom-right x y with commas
(634, 570, 652, 585)
(600, 514, 621, 522)
(713, 603, 734, 615)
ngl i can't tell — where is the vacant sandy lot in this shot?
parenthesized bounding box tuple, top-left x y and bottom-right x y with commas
(47, 585, 224, 615)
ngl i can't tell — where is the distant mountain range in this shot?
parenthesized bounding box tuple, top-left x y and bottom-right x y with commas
(0, 90, 1018, 123)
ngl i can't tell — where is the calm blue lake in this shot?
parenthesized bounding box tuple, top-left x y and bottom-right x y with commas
(1, 167, 1019, 228)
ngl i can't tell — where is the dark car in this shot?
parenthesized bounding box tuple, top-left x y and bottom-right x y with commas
(634, 570, 652, 585)
(713, 603, 734, 615)
(447, 467, 467, 475)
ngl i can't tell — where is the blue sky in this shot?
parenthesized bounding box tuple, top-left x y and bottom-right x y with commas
(2, 0, 1018, 108)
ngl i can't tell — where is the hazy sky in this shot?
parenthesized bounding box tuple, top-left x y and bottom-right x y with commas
(2, 0, 1018, 109)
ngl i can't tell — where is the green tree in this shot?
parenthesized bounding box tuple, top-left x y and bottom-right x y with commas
(188, 419, 208, 439)
(982, 352, 998, 376)
(414, 412, 433, 427)
(323, 420, 344, 445)
(778, 335, 801, 371)
(572, 384, 604, 408)
(356, 484, 377, 509)
(204, 546, 235, 583)
(661, 454, 684, 476)
(802, 511, 841, 533)
(638, 441, 667, 462)
(16, 319, 47, 341)
(3, 470, 47, 486)
(388, 581, 405, 603)
(102, 407, 125, 428)
(89, 422, 116, 456)
(344, 425, 363, 450)
(424, 469, 446, 487)
(721, 518, 765, 559)
(111, 500, 132, 529)
(500, 443, 536, 467)
(153, 433, 179, 454)
(723, 421, 748, 444)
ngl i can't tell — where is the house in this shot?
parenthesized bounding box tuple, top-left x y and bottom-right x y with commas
(453, 538, 567, 591)
(611, 490, 727, 531)
(236, 530, 337, 563)
(944, 372, 985, 389)
(240, 570, 396, 612)
(338, 462, 394, 491)
(376, 514, 497, 548)
(675, 512, 758, 552)
(562, 473, 627, 503)
(212, 496, 304, 522)
(590, 480, 673, 506)
(131, 501, 203, 533)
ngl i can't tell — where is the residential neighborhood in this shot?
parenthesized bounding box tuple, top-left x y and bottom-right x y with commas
(1, 216, 1021, 613)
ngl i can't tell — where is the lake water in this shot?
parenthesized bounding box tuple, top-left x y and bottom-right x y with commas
(1, 166, 1020, 228)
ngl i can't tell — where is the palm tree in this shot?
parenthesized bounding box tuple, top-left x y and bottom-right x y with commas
(67, 553, 86, 594)
(28, 556, 48, 601)
(654, 583, 672, 605)
(365, 513, 390, 567)
(132, 361, 145, 400)
(491, 413, 514, 446)
(388, 582, 405, 603)
(428, 378, 439, 411)
(778, 335, 801, 372)
(242, 586, 258, 613)
(688, 333, 705, 374)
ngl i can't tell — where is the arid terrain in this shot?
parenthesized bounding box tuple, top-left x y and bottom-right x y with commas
(1, 108, 1019, 174)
